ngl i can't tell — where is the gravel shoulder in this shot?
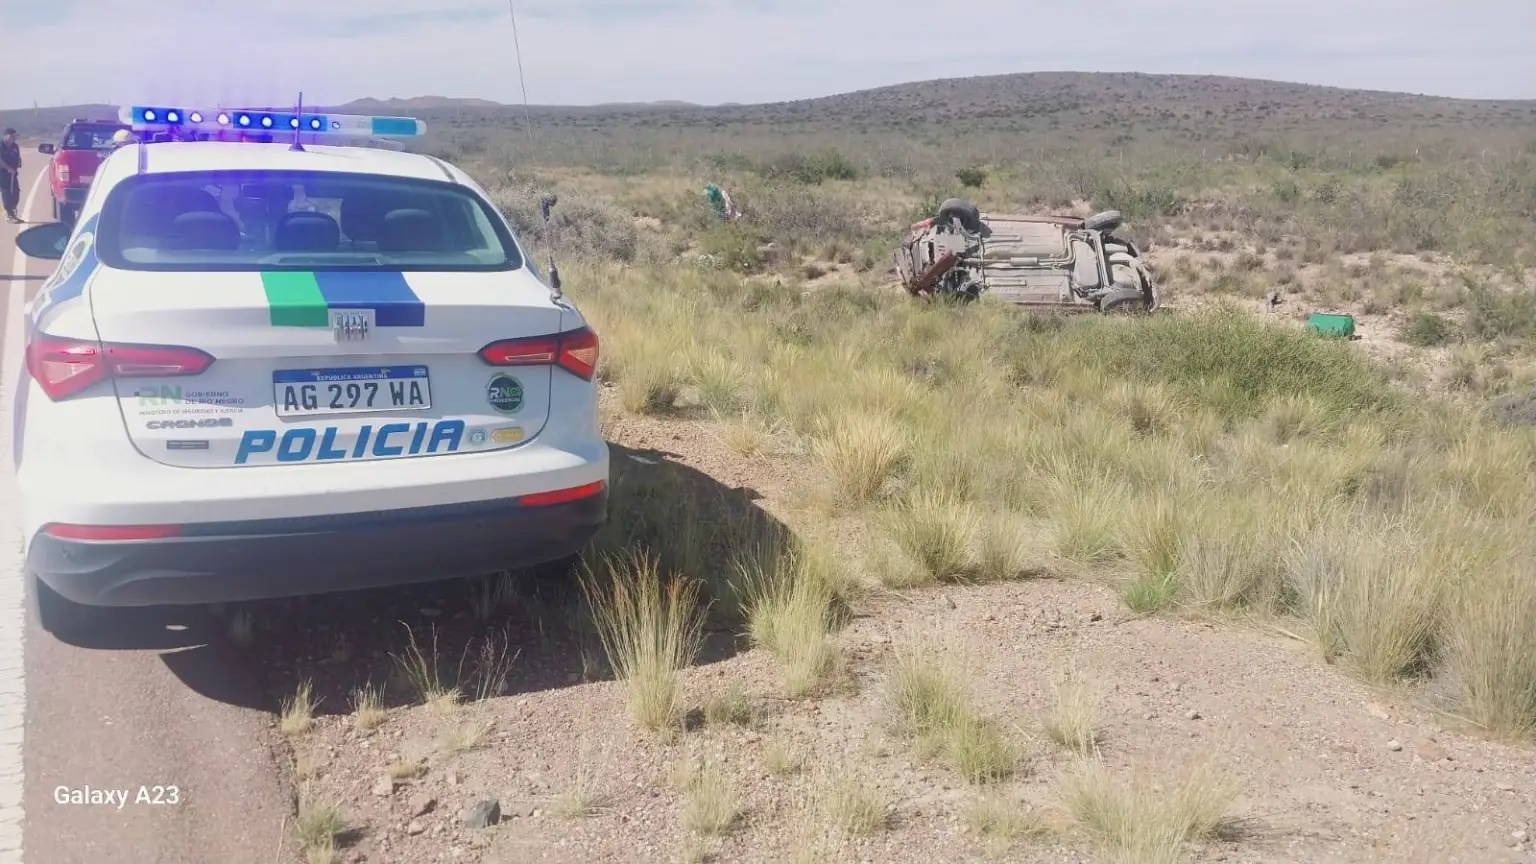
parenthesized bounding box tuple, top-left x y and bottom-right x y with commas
(280, 391, 1536, 864)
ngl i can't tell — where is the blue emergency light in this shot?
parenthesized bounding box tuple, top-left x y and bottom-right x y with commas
(118, 104, 426, 138)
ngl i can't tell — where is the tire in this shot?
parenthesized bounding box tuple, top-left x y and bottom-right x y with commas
(1084, 210, 1124, 233)
(1098, 285, 1150, 314)
(936, 198, 984, 233)
(30, 569, 103, 640)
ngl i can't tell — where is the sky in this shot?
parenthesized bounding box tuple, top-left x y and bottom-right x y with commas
(1, 0, 1533, 110)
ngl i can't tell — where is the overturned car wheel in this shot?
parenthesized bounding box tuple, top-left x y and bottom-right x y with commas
(936, 198, 985, 234)
(1084, 209, 1124, 233)
(1098, 286, 1151, 314)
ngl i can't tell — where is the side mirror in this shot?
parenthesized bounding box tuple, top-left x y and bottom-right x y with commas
(15, 223, 71, 260)
(37, 143, 56, 155)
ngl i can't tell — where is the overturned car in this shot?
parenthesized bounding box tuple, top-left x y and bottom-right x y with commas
(894, 199, 1159, 312)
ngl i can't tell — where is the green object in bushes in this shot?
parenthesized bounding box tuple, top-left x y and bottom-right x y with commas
(1306, 312, 1356, 338)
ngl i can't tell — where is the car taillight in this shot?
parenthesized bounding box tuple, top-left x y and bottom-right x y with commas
(517, 480, 606, 507)
(44, 523, 184, 541)
(478, 326, 600, 381)
(56, 164, 69, 183)
(25, 334, 215, 401)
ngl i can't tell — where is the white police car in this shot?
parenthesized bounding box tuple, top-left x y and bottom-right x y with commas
(12, 105, 609, 635)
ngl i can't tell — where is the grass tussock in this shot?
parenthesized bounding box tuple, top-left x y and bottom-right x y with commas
(823, 771, 892, 835)
(1045, 671, 1101, 756)
(703, 682, 756, 727)
(739, 537, 847, 698)
(677, 759, 740, 837)
(280, 680, 317, 737)
(295, 790, 346, 864)
(885, 644, 1020, 783)
(965, 794, 1050, 857)
(1061, 758, 1238, 864)
(811, 411, 908, 505)
(350, 684, 387, 731)
(581, 550, 705, 736)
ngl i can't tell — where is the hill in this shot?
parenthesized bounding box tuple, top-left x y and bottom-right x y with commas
(4, 72, 1532, 143)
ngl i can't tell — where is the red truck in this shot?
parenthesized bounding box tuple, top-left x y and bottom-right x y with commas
(36, 118, 130, 227)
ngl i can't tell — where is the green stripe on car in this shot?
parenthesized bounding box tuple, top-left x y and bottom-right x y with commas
(261, 271, 329, 327)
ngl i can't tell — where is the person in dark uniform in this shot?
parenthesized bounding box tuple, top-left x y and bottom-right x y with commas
(1, 128, 21, 224)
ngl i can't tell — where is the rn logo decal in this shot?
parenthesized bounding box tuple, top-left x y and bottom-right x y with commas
(235, 419, 466, 464)
(486, 375, 524, 414)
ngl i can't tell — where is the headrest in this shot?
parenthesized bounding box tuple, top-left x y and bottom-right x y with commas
(377, 208, 447, 253)
(274, 211, 341, 252)
(341, 191, 389, 241)
(163, 210, 240, 251)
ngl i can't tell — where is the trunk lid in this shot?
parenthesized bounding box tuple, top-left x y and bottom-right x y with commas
(89, 268, 563, 468)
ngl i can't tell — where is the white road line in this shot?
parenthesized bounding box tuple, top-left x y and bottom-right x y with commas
(0, 167, 50, 862)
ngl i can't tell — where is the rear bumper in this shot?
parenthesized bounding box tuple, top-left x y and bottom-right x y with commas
(28, 489, 607, 607)
(58, 187, 89, 205)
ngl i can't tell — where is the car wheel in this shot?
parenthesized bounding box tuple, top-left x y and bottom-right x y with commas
(1084, 210, 1124, 233)
(29, 569, 102, 639)
(936, 198, 984, 233)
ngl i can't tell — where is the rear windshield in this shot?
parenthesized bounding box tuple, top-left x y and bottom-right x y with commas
(96, 170, 523, 272)
(62, 125, 128, 150)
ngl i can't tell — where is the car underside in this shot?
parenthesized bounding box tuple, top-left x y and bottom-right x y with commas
(894, 198, 1159, 312)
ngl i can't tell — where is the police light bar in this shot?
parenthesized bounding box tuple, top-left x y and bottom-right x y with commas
(117, 105, 425, 138)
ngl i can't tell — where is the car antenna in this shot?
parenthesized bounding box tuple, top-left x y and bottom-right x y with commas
(506, 0, 562, 300)
(540, 194, 562, 299)
(290, 92, 306, 152)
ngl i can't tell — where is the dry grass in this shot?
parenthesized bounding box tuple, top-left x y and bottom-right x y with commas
(885, 645, 1020, 783)
(390, 625, 460, 708)
(350, 684, 386, 731)
(965, 793, 1050, 857)
(295, 789, 346, 864)
(580, 549, 705, 736)
(738, 538, 845, 698)
(1062, 758, 1238, 864)
(387, 758, 427, 781)
(823, 771, 892, 836)
(811, 412, 908, 505)
(435, 718, 494, 755)
(563, 145, 1536, 749)
(1044, 671, 1101, 756)
(552, 764, 605, 819)
(763, 741, 802, 776)
(703, 682, 756, 727)
(677, 759, 740, 837)
(280, 680, 316, 737)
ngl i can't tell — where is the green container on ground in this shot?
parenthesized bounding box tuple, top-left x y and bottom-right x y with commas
(1306, 312, 1356, 339)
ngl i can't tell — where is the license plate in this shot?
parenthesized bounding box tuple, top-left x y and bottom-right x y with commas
(273, 365, 431, 417)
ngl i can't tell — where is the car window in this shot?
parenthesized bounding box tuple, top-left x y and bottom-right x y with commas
(98, 170, 523, 272)
(61, 125, 127, 150)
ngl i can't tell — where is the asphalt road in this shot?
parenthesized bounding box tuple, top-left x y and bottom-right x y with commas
(2, 155, 294, 863)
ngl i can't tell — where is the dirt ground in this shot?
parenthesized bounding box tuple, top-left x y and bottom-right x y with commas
(280, 391, 1536, 864)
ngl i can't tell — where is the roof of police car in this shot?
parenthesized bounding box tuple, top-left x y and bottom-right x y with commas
(95, 140, 469, 187)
